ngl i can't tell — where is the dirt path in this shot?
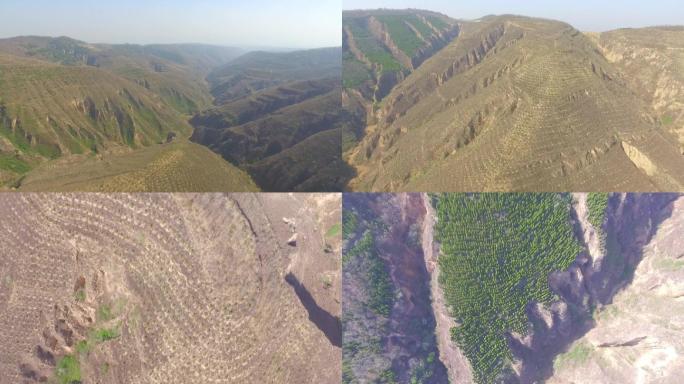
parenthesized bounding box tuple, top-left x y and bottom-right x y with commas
(420, 193, 474, 384)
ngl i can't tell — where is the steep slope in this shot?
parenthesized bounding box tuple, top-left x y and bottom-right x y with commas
(342, 9, 459, 150)
(208, 47, 341, 104)
(0, 193, 341, 383)
(191, 47, 345, 192)
(550, 195, 684, 384)
(425, 192, 679, 383)
(0, 36, 245, 114)
(593, 27, 684, 153)
(347, 15, 684, 192)
(342, 193, 449, 384)
(14, 140, 259, 192)
(0, 36, 258, 190)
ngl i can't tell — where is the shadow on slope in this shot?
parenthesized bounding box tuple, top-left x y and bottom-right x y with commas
(285, 272, 342, 348)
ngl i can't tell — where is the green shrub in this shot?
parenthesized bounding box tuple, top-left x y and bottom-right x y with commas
(55, 355, 81, 384)
(587, 193, 609, 229)
(436, 193, 582, 383)
(326, 223, 342, 238)
(92, 327, 120, 343)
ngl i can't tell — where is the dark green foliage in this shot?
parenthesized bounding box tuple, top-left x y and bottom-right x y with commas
(345, 231, 394, 316)
(587, 193, 609, 229)
(343, 210, 358, 240)
(343, 229, 372, 264)
(379, 368, 398, 383)
(342, 360, 355, 384)
(409, 356, 434, 384)
(366, 245, 394, 317)
(436, 193, 582, 384)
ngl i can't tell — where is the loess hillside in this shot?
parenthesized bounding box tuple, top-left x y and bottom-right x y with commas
(0, 36, 257, 190)
(345, 13, 684, 192)
(342, 9, 459, 150)
(191, 47, 348, 191)
(0, 193, 341, 383)
(593, 27, 684, 152)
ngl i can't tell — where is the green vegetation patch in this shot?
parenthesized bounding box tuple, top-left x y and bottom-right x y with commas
(326, 223, 342, 238)
(346, 231, 394, 316)
(587, 193, 609, 229)
(0, 153, 31, 174)
(55, 355, 81, 384)
(346, 18, 402, 72)
(74, 289, 86, 302)
(343, 52, 372, 89)
(343, 210, 358, 240)
(554, 341, 594, 369)
(376, 15, 426, 57)
(97, 303, 114, 322)
(91, 327, 120, 343)
(661, 115, 674, 126)
(379, 368, 398, 383)
(427, 15, 449, 31)
(435, 193, 582, 384)
(75, 340, 90, 355)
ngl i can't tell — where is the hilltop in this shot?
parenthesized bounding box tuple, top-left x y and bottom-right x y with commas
(344, 11, 684, 191)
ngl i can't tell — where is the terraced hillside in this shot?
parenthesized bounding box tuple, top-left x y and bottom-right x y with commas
(346, 14, 684, 192)
(0, 193, 341, 383)
(593, 27, 684, 153)
(15, 140, 259, 192)
(191, 48, 349, 191)
(0, 36, 256, 190)
(342, 9, 459, 150)
(342, 193, 449, 384)
(208, 48, 341, 104)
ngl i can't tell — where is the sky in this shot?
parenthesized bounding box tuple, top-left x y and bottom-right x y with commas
(0, 0, 341, 49)
(343, 0, 684, 32)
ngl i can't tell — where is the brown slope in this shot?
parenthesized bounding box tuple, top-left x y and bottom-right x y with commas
(342, 9, 460, 153)
(348, 15, 684, 192)
(0, 193, 340, 383)
(593, 27, 684, 152)
(246, 129, 353, 192)
(191, 83, 346, 191)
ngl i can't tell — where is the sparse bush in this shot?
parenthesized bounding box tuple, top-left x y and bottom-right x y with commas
(55, 355, 81, 384)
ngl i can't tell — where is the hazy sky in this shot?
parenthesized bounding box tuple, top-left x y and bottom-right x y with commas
(344, 0, 684, 32)
(0, 0, 341, 48)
